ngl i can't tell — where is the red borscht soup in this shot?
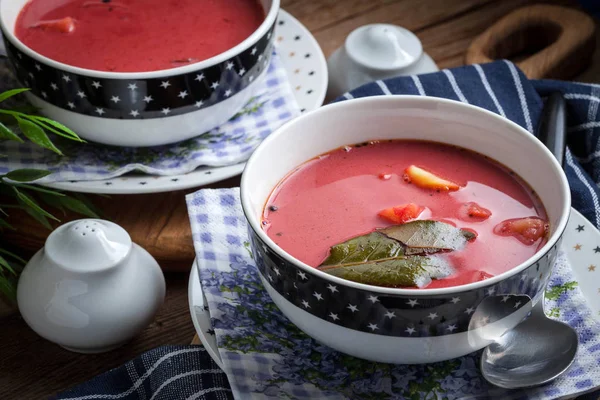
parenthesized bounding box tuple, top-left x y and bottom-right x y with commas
(15, 0, 265, 72)
(262, 140, 548, 289)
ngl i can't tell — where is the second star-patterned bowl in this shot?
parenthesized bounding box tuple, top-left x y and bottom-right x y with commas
(240, 96, 571, 364)
(0, 0, 279, 147)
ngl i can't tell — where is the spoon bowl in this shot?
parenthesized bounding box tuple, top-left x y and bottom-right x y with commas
(480, 295, 579, 389)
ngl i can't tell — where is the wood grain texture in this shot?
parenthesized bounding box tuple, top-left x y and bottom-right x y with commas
(2, 0, 596, 398)
(465, 4, 596, 79)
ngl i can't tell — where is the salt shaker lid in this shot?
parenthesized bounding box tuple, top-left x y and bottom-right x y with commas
(345, 24, 423, 71)
(45, 219, 132, 272)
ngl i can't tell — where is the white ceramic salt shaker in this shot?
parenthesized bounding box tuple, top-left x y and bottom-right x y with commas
(17, 219, 166, 353)
(326, 24, 439, 99)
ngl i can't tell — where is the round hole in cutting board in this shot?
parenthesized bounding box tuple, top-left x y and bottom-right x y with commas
(484, 22, 562, 63)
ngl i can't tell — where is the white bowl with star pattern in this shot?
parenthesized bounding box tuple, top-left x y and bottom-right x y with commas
(240, 95, 571, 364)
(0, 0, 279, 147)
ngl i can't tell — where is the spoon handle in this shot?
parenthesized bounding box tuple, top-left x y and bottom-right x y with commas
(536, 92, 567, 167)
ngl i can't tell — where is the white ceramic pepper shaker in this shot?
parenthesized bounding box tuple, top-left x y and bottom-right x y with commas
(17, 219, 166, 353)
(326, 24, 439, 99)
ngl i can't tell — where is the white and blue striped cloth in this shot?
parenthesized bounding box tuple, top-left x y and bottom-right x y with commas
(54, 61, 600, 400)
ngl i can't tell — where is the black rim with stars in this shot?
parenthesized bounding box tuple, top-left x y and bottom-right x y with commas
(1, 21, 276, 120)
(247, 224, 563, 337)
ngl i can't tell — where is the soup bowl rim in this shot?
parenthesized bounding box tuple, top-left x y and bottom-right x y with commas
(0, 0, 280, 79)
(240, 95, 571, 296)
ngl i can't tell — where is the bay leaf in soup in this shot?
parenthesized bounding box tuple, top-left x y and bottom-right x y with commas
(320, 232, 404, 266)
(320, 256, 452, 288)
(379, 220, 475, 255)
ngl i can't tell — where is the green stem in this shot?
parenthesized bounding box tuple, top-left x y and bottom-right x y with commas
(0, 110, 80, 141)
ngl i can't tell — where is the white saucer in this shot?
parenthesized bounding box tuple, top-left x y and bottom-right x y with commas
(41, 9, 328, 195)
(188, 207, 600, 368)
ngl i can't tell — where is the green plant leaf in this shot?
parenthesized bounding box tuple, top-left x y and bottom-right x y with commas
(5, 168, 52, 182)
(318, 220, 475, 287)
(24, 117, 78, 141)
(12, 187, 59, 222)
(0, 217, 15, 230)
(38, 192, 66, 215)
(379, 220, 476, 255)
(73, 193, 103, 217)
(9, 183, 64, 196)
(24, 207, 52, 229)
(320, 255, 451, 288)
(59, 195, 99, 218)
(16, 117, 62, 155)
(27, 116, 82, 141)
(0, 88, 30, 103)
(320, 232, 405, 266)
(0, 276, 17, 301)
(0, 248, 27, 265)
(0, 122, 23, 143)
(0, 255, 17, 275)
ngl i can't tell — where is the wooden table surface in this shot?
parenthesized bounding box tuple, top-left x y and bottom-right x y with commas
(1, 0, 594, 398)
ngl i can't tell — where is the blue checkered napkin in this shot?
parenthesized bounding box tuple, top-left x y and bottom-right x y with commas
(52, 346, 233, 400)
(0, 52, 300, 182)
(186, 188, 600, 400)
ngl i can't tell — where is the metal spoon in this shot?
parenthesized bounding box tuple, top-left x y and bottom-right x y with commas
(480, 291, 578, 389)
(480, 92, 579, 389)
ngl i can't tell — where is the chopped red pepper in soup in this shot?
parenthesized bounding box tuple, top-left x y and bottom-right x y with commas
(263, 140, 548, 289)
(378, 203, 424, 224)
(15, 0, 265, 72)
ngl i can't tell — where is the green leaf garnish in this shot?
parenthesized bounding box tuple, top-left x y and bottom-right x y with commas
(379, 220, 476, 255)
(5, 169, 52, 182)
(318, 220, 475, 288)
(58, 196, 100, 218)
(320, 232, 405, 266)
(0, 255, 17, 276)
(0, 88, 30, 103)
(320, 256, 451, 288)
(26, 116, 82, 141)
(12, 187, 59, 223)
(0, 122, 23, 143)
(23, 207, 52, 230)
(16, 117, 63, 155)
(0, 86, 93, 304)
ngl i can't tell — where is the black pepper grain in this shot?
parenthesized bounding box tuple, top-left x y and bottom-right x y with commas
(269, 205, 279, 212)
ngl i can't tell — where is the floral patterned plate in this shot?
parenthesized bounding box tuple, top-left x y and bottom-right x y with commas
(38, 10, 327, 194)
(188, 207, 600, 370)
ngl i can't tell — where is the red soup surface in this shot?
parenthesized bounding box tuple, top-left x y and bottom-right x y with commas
(14, 0, 265, 72)
(262, 140, 548, 289)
